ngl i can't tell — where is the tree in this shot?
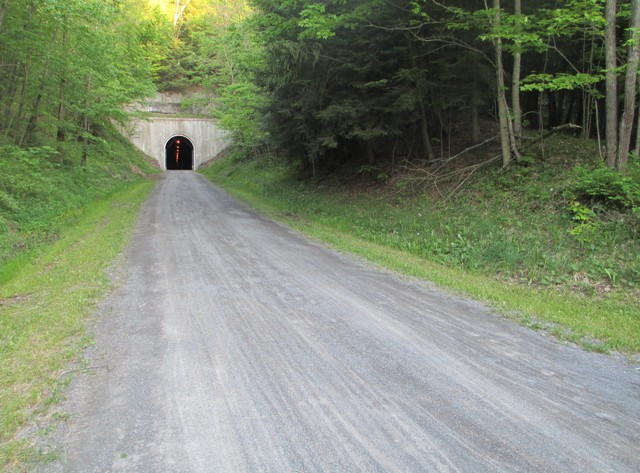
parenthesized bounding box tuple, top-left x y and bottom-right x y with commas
(174, 0, 192, 37)
(617, 0, 640, 170)
(511, 0, 523, 147)
(0, 0, 155, 152)
(0, 0, 7, 33)
(212, 19, 269, 156)
(488, 0, 514, 166)
(248, 0, 468, 170)
(605, 0, 618, 168)
(206, 0, 640, 174)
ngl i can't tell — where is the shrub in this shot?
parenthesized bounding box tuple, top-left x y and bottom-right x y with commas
(567, 200, 601, 244)
(565, 162, 640, 211)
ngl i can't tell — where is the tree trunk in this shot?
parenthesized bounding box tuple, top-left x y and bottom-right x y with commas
(634, 78, 640, 156)
(470, 80, 481, 144)
(56, 76, 66, 164)
(491, 0, 512, 166)
(1, 61, 19, 132)
(547, 91, 557, 128)
(20, 57, 51, 147)
(564, 90, 577, 125)
(57, 22, 68, 144)
(511, 0, 522, 149)
(604, 0, 618, 167)
(365, 139, 375, 165)
(173, 0, 191, 38)
(581, 31, 598, 139)
(582, 89, 594, 139)
(0, 0, 8, 33)
(80, 114, 90, 168)
(57, 77, 66, 143)
(407, 37, 435, 160)
(418, 97, 435, 161)
(617, 0, 640, 170)
(4, 67, 25, 142)
(20, 89, 44, 147)
(5, 64, 29, 143)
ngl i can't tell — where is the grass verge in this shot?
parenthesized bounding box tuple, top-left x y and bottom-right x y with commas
(0, 179, 155, 470)
(202, 152, 639, 355)
(0, 130, 159, 268)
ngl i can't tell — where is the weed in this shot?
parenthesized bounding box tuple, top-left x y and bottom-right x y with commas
(567, 163, 640, 211)
(568, 200, 601, 244)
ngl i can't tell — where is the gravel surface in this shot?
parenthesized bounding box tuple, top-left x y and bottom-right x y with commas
(40, 171, 640, 472)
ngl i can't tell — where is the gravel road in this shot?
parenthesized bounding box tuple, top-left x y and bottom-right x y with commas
(41, 171, 640, 472)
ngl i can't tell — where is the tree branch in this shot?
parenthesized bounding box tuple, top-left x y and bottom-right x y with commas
(522, 123, 582, 140)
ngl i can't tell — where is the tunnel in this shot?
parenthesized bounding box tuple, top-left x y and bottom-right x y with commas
(165, 136, 194, 170)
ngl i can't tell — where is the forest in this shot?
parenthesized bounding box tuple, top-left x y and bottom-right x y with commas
(177, 0, 640, 173)
(0, 0, 639, 281)
(0, 0, 639, 169)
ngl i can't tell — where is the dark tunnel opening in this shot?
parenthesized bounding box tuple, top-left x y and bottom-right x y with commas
(165, 136, 194, 170)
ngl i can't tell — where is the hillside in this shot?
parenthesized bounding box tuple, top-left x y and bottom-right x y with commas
(0, 129, 159, 281)
(203, 133, 640, 353)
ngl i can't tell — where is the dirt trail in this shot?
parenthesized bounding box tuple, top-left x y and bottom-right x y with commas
(41, 172, 640, 472)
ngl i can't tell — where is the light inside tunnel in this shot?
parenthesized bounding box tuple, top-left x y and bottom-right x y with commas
(165, 136, 193, 170)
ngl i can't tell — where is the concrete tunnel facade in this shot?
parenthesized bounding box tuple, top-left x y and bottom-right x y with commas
(123, 116, 232, 170)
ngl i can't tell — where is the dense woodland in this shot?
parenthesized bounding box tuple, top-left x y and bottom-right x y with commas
(179, 0, 640, 175)
(0, 1, 639, 169)
(0, 0, 639, 243)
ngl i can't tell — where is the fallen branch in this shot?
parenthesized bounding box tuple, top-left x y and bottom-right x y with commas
(444, 155, 501, 200)
(432, 135, 499, 173)
(523, 123, 582, 141)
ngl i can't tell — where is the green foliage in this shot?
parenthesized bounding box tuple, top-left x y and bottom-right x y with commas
(567, 200, 601, 243)
(145, 0, 638, 176)
(0, 0, 156, 147)
(565, 162, 640, 211)
(298, 3, 338, 39)
(249, 0, 439, 167)
(358, 164, 390, 181)
(0, 130, 158, 269)
(544, 0, 606, 36)
(521, 73, 603, 92)
(562, 160, 640, 249)
(209, 19, 271, 153)
(150, 0, 252, 92)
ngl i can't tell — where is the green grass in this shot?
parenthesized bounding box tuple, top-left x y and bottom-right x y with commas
(0, 128, 158, 469)
(201, 143, 640, 355)
(0, 179, 155, 470)
(0, 129, 159, 268)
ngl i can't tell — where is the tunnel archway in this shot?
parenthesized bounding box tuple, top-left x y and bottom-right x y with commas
(165, 135, 194, 170)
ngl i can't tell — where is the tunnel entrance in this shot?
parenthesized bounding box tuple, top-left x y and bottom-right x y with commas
(165, 136, 194, 170)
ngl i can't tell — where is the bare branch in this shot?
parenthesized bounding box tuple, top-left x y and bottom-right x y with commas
(522, 123, 582, 140)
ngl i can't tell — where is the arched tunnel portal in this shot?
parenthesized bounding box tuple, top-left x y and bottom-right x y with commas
(122, 114, 232, 170)
(165, 135, 194, 170)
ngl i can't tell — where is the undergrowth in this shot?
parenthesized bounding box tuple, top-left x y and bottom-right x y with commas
(0, 128, 158, 278)
(202, 134, 640, 353)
